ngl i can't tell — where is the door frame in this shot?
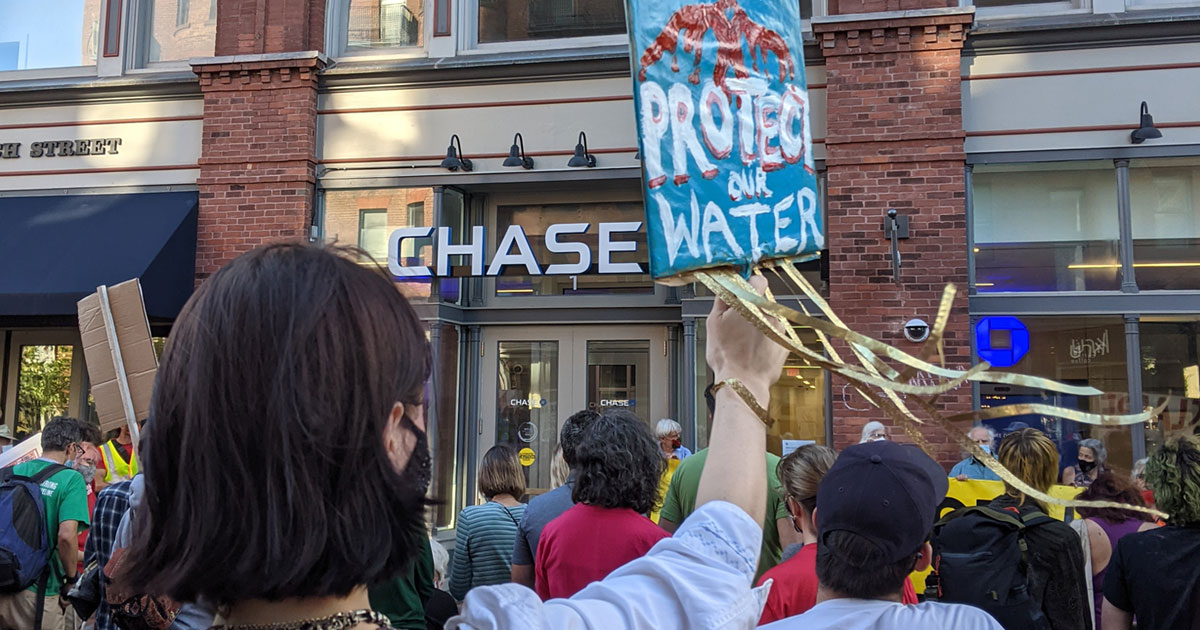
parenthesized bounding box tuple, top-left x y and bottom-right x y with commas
(3, 329, 87, 436)
(476, 324, 670, 499)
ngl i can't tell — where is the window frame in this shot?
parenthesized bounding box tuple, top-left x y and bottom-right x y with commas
(326, 0, 431, 61)
(0, 0, 108, 82)
(127, 0, 218, 72)
(357, 208, 390, 261)
(963, 0, 1091, 20)
(458, 0, 629, 56)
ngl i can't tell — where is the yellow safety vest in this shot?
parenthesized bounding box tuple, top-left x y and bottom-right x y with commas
(100, 440, 138, 483)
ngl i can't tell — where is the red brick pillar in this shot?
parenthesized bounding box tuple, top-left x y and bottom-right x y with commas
(191, 1, 326, 280)
(814, 10, 974, 466)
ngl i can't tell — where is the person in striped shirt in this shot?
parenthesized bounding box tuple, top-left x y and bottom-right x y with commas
(449, 444, 528, 601)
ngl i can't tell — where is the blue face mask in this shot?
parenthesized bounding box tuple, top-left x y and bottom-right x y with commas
(979, 444, 991, 455)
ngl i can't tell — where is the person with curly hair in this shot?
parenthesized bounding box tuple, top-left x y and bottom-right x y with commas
(533, 409, 668, 600)
(1072, 473, 1158, 629)
(1102, 435, 1200, 630)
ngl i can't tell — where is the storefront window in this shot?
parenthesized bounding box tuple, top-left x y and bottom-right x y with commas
(141, 0, 217, 64)
(431, 324, 460, 528)
(492, 201, 653, 297)
(694, 320, 828, 455)
(346, 0, 423, 49)
(1130, 158, 1200, 291)
(1139, 318, 1200, 457)
(973, 162, 1120, 292)
(975, 316, 1135, 476)
(323, 188, 436, 300)
(0, 0, 100, 71)
(495, 341, 559, 493)
(477, 0, 625, 44)
(15, 345, 74, 438)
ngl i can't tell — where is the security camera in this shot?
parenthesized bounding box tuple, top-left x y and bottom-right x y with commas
(904, 318, 930, 343)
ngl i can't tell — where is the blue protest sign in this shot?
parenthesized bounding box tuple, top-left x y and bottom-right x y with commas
(626, 0, 821, 281)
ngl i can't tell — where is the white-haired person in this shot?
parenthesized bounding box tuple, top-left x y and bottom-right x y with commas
(860, 421, 889, 444)
(656, 418, 692, 460)
(950, 426, 1002, 481)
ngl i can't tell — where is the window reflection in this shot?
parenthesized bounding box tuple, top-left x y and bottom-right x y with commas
(324, 188, 436, 300)
(347, 0, 424, 49)
(695, 321, 828, 454)
(478, 0, 625, 44)
(143, 0, 217, 64)
(973, 162, 1120, 292)
(977, 316, 1134, 475)
(1139, 318, 1200, 457)
(492, 201, 653, 297)
(1130, 159, 1200, 291)
(0, 0, 100, 71)
(496, 341, 559, 493)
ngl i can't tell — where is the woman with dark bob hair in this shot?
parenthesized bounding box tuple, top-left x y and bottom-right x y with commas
(449, 444, 527, 601)
(120, 243, 790, 629)
(533, 409, 668, 599)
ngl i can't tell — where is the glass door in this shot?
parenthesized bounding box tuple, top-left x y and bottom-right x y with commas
(478, 326, 669, 499)
(494, 340, 561, 492)
(586, 340, 651, 424)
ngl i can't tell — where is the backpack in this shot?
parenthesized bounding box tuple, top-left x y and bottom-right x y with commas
(930, 505, 1055, 630)
(0, 463, 67, 593)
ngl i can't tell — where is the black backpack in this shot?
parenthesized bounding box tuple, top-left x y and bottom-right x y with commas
(929, 505, 1054, 630)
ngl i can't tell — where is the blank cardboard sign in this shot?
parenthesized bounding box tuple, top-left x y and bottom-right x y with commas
(77, 280, 158, 433)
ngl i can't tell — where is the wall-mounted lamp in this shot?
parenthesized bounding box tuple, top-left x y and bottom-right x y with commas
(440, 134, 473, 172)
(567, 132, 597, 168)
(883, 209, 909, 285)
(1131, 101, 1163, 145)
(502, 133, 534, 169)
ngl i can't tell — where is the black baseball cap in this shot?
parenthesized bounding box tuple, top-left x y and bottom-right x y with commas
(816, 440, 949, 563)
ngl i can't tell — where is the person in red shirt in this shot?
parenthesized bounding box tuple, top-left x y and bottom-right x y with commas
(757, 443, 918, 624)
(535, 410, 669, 600)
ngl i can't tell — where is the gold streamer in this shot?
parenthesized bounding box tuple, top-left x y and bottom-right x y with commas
(697, 266, 1167, 521)
(711, 378, 776, 429)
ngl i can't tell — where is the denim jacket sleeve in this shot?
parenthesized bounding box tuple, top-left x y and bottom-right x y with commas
(447, 501, 768, 630)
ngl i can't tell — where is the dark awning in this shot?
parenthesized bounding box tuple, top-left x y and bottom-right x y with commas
(0, 192, 198, 319)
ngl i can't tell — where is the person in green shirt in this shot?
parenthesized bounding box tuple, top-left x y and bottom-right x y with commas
(0, 417, 91, 630)
(368, 528, 435, 630)
(658, 447, 793, 580)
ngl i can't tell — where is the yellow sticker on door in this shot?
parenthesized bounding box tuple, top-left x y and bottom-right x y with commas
(518, 447, 536, 467)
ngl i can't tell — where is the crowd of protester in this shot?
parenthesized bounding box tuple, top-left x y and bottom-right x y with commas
(1, 243, 1198, 630)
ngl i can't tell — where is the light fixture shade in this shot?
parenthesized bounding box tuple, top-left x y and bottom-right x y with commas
(502, 133, 534, 169)
(567, 131, 596, 168)
(1131, 101, 1163, 144)
(441, 134, 473, 171)
(440, 146, 462, 171)
(502, 145, 524, 167)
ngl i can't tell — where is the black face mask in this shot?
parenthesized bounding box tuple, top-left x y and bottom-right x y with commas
(1078, 460, 1097, 474)
(400, 414, 433, 496)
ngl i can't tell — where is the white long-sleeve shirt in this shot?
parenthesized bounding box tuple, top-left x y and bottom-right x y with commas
(448, 500, 768, 630)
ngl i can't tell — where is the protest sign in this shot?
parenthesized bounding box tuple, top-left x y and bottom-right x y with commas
(78, 279, 158, 437)
(626, 0, 822, 282)
(0, 432, 43, 469)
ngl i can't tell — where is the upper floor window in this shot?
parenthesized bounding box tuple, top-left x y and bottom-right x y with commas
(346, 0, 424, 50)
(477, 0, 625, 44)
(0, 0, 100, 71)
(139, 0, 217, 65)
